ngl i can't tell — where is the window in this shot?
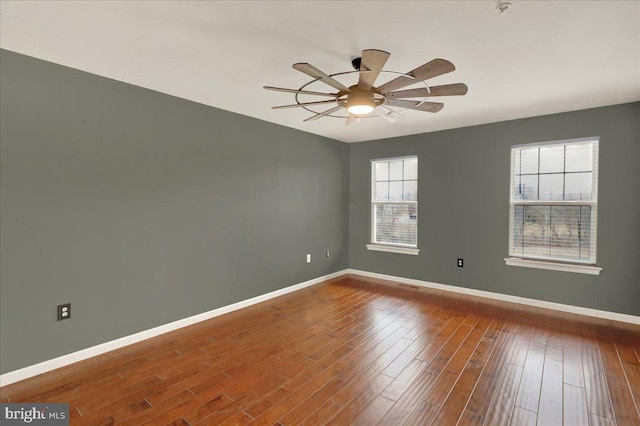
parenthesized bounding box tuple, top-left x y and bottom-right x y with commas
(506, 137, 601, 274)
(367, 156, 419, 255)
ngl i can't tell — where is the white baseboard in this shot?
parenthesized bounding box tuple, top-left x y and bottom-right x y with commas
(0, 269, 348, 387)
(346, 269, 640, 326)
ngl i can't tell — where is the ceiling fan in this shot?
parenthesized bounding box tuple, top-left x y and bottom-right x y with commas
(264, 49, 468, 126)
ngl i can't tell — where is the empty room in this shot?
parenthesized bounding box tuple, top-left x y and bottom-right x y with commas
(1, 1, 639, 425)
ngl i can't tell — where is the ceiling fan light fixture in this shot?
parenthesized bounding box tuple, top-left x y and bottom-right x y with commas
(347, 103, 375, 115)
(345, 87, 376, 115)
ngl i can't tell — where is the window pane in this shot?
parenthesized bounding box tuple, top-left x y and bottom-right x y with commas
(403, 180, 417, 201)
(512, 204, 593, 262)
(375, 182, 389, 201)
(375, 162, 389, 181)
(514, 175, 538, 200)
(512, 149, 521, 177)
(565, 143, 593, 172)
(374, 203, 417, 245)
(539, 174, 564, 200)
(550, 205, 581, 261)
(389, 160, 403, 180)
(522, 205, 551, 258)
(389, 181, 403, 201)
(512, 205, 524, 256)
(539, 145, 565, 173)
(404, 158, 418, 180)
(549, 206, 591, 261)
(580, 206, 592, 261)
(565, 172, 592, 201)
(520, 147, 539, 174)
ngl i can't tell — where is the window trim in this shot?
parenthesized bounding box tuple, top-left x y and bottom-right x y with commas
(507, 137, 600, 272)
(369, 155, 418, 254)
(366, 244, 420, 255)
(504, 257, 602, 275)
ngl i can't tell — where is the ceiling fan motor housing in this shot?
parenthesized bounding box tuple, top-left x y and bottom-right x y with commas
(340, 85, 385, 115)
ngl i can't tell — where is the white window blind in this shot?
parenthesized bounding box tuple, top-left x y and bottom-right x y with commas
(371, 156, 418, 248)
(509, 138, 599, 264)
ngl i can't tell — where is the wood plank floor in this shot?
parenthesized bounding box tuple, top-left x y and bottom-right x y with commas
(1, 274, 639, 425)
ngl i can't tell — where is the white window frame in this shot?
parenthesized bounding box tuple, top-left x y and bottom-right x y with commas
(367, 155, 419, 255)
(505, 137, 601, 275)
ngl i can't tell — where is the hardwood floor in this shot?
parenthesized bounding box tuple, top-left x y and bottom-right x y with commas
(1, 274, 639, 425)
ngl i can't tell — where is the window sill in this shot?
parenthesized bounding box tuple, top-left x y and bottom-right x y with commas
(366, 244, 420, 256)
(505, 257, 602, 275)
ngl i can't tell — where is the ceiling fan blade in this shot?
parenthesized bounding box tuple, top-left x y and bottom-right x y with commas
(293, 63, 350, 92)
(346, 114, 361, 126)
(272, 100, 337, 110)
(375, 106, 403, 123)
(378, 59, 456, 93)
(358, 49, 390, 90)
(428, 83, 468, 96)
(384, 99, 444, 113)
(304, 106, 342, 122)
(386, 83, 468, 99)
(263, 86, 338, 97)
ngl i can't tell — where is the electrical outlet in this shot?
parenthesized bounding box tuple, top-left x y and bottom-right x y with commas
(326, 250, 331, 258)
(457, 258, 464, 268)
(306, 254, 311, 263)
(57, 303, 71, 321)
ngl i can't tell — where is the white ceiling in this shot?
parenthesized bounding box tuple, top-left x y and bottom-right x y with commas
(1, 1, 639, 143)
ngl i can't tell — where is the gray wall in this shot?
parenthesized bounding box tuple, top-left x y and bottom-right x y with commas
(1, 48, 638, 376)
(349, 102, 640, 317)
(0, 50, 349, 373)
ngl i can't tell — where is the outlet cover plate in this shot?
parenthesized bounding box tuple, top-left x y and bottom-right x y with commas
(57, 303, 71, 321)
